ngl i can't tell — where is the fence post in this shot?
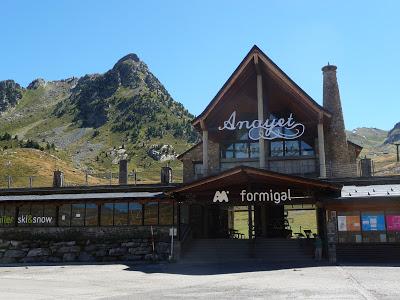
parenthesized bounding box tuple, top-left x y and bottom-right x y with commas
(7, 176, 11, 188)
(85, 171, 89, 185)
(110, 172, 112, 185)
(29, 176, 33, 188)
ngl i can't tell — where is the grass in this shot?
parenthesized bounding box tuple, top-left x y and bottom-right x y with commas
(232, 207, 318, 239)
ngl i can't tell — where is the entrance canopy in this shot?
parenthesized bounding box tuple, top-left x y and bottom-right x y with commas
(172, 166, 341, 204)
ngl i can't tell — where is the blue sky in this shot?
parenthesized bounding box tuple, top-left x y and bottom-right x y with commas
(1, 0, 399, 130)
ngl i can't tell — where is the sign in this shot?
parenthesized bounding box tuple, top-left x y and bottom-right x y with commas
(213, 191, 229, 203)
(386, 215, 400, 231)
(0, 215, 14, 225)
(218, 111, 305, 140)
(240, 189, 292, 204)
(213, 188, 295, 204)
(337, 215, 360, 232)
(17, 215, 53, 225)
(361, 214, 385, 231)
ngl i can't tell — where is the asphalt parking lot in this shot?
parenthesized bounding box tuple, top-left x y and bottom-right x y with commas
(0, 261, 399, 299)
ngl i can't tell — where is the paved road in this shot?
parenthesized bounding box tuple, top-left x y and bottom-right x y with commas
(0, 261, 399, 299)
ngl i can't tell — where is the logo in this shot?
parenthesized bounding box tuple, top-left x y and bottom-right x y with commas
(218, 111, 305, 140)
(213, 191, 229, 203)
(17, 215, 53, 224)
(240, 189, 292, 204)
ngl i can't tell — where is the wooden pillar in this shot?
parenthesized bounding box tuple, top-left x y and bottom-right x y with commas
(248, 205, 253, 240)
(318, 119, 327, 178)
(202, 129, 208, 176)
(255, 56, 266, 169)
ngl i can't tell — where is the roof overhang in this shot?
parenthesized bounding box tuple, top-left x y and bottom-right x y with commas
(192, 45, 331, 130)
(171, 166, 341, 195)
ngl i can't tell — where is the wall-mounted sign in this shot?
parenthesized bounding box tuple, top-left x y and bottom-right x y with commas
(17, 215, 53, 225)
(337, 215, 361, 232)
(386, 215, 400, 231)
(361, 214, 385, 231)
(0, 215, 14, 225)
(213, 188, 294, 204)
(218, 111, 305, 140)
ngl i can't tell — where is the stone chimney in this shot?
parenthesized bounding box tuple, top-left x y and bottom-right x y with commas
(53, 170, 64, 188)
(322, 64, 351, 177)
(119, 159, 128, 185)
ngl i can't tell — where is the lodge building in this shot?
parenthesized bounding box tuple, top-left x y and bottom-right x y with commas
(0, 45, 400, 264)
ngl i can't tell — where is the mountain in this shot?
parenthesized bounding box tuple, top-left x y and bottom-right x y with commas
(347, 126, 400, 176)
(385, 122, 400, 144)
(0, 54, 198, 185)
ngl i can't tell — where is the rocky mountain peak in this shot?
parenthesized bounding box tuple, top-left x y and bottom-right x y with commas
(114, 53, 140, 66)
(27, 78, 46, 90)
(0, 80, 23, 112)
(385, 122, 400, 144)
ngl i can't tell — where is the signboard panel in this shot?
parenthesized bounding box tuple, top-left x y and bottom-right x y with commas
(386, 215, 400, 231)
(337, 215, 360, 232)
(361, 214, 385, 231)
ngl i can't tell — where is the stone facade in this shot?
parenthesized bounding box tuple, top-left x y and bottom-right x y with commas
(0, 226, 171, 264)
(181, 140, 220, 182)
(322, 65, 355, 177)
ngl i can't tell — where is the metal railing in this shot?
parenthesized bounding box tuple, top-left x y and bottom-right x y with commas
(0, 170, 180, 189)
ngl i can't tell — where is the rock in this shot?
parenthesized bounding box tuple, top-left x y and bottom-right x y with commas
(122, 255, 142, 261)
(27, 248, 50, 257)
(121, 242, 140, 248)
(133, 246, 152, 256)
(84, 244, 97, 252)
(145, 253, 158, 261)
(47, 256, 62, 263)
(63, 253, 76, 262)
(0, 241, 10, 249)
(57, 246, 80, 254)
(147, 144, 176, 161)
(78, 252, 95, 262)
(108, 248, 127, 256)
(10, 240, 22, 247)
(27, 78, 46, 90)
(4, 249, 26, 258)
(95, 249, 107, 257)
(156, 242, 170, 254)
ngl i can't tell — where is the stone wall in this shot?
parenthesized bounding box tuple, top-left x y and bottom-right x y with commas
(0, 226, 171, 264)
(181, 140, 220, 182)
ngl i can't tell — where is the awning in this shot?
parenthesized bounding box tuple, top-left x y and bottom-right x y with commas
(171, 166, 341, 195)
(0, 192, 164, 202)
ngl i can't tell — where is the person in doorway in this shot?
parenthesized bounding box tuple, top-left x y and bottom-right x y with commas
(314, 235, 323, 261)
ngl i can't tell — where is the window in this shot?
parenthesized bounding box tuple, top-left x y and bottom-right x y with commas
(59, 204, 71, 226)
(18, 204, 31, 227)
(270, 140, 315, 157)
(114, 203, 128, 226)
(71, 203, 85, 226)
(220, 142, 260, 159)
(129, 202, 143, 225)
(159, 201, 173, 225)
(43, 205, 57, 226)
(144, 202, 158, 225)
(85, 203, 98, 226)
(31, 205, 44, 227)
(193, 163, 203, 177)
(101, 203, 114, 226)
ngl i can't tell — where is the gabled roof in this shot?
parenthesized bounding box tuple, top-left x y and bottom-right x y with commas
(193, 45, 331, 128)
(171, 166, 341, 194)
(176, 142, 202, 160)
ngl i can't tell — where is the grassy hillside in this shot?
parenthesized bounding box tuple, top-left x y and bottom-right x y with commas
(0, 54, 198, 188)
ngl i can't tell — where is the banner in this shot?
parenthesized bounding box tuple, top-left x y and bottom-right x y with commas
(386, 215, 400, 231)
(337, 215, 360, 232)
(362, 214, 385, 231)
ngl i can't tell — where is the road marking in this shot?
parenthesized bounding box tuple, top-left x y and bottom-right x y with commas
(336, 266, 377, 300)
